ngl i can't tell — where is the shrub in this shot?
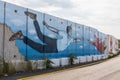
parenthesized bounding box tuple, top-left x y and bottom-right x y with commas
(26, 60, 32, 72)
(3, 61, 9, 74)
(44, 58, 54, 69)
(8, 62, 16, 74)
(0, 57, 3, 76)
(33, 60, 39, 71)
(68, 53, 78, 65)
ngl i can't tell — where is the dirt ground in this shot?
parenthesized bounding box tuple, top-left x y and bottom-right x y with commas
(24, 55, 120, 80)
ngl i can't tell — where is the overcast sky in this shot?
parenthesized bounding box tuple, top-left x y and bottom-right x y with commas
(3, 0, 120, 39)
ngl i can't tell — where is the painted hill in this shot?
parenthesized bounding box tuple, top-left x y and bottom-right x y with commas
(0, 23, 24, 62)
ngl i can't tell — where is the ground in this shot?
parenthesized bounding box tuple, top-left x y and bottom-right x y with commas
(0, 55, 120, 80)
(18, 55, 120, 80)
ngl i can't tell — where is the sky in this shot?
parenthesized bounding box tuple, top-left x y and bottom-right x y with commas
(3, 0, 120, 39)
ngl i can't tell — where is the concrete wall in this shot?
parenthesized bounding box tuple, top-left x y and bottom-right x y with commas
(0, 1, 119, 70)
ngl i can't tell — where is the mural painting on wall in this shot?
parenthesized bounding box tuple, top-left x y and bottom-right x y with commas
(110, 36, 113, 53)
(93, 33, 107, 54)
(0, 1, 114, 61)
(88, 30, 107, 54)
(9, 11, 84, 53)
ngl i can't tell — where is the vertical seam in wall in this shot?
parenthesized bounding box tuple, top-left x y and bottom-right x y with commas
(26, 8, 28, 61)
(3, 2, 6, 62)
(89, 27, 90, 56)
(43, 13, 45, 60)
(83, 25, 84, 56)
(67, 20, 68, 56)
